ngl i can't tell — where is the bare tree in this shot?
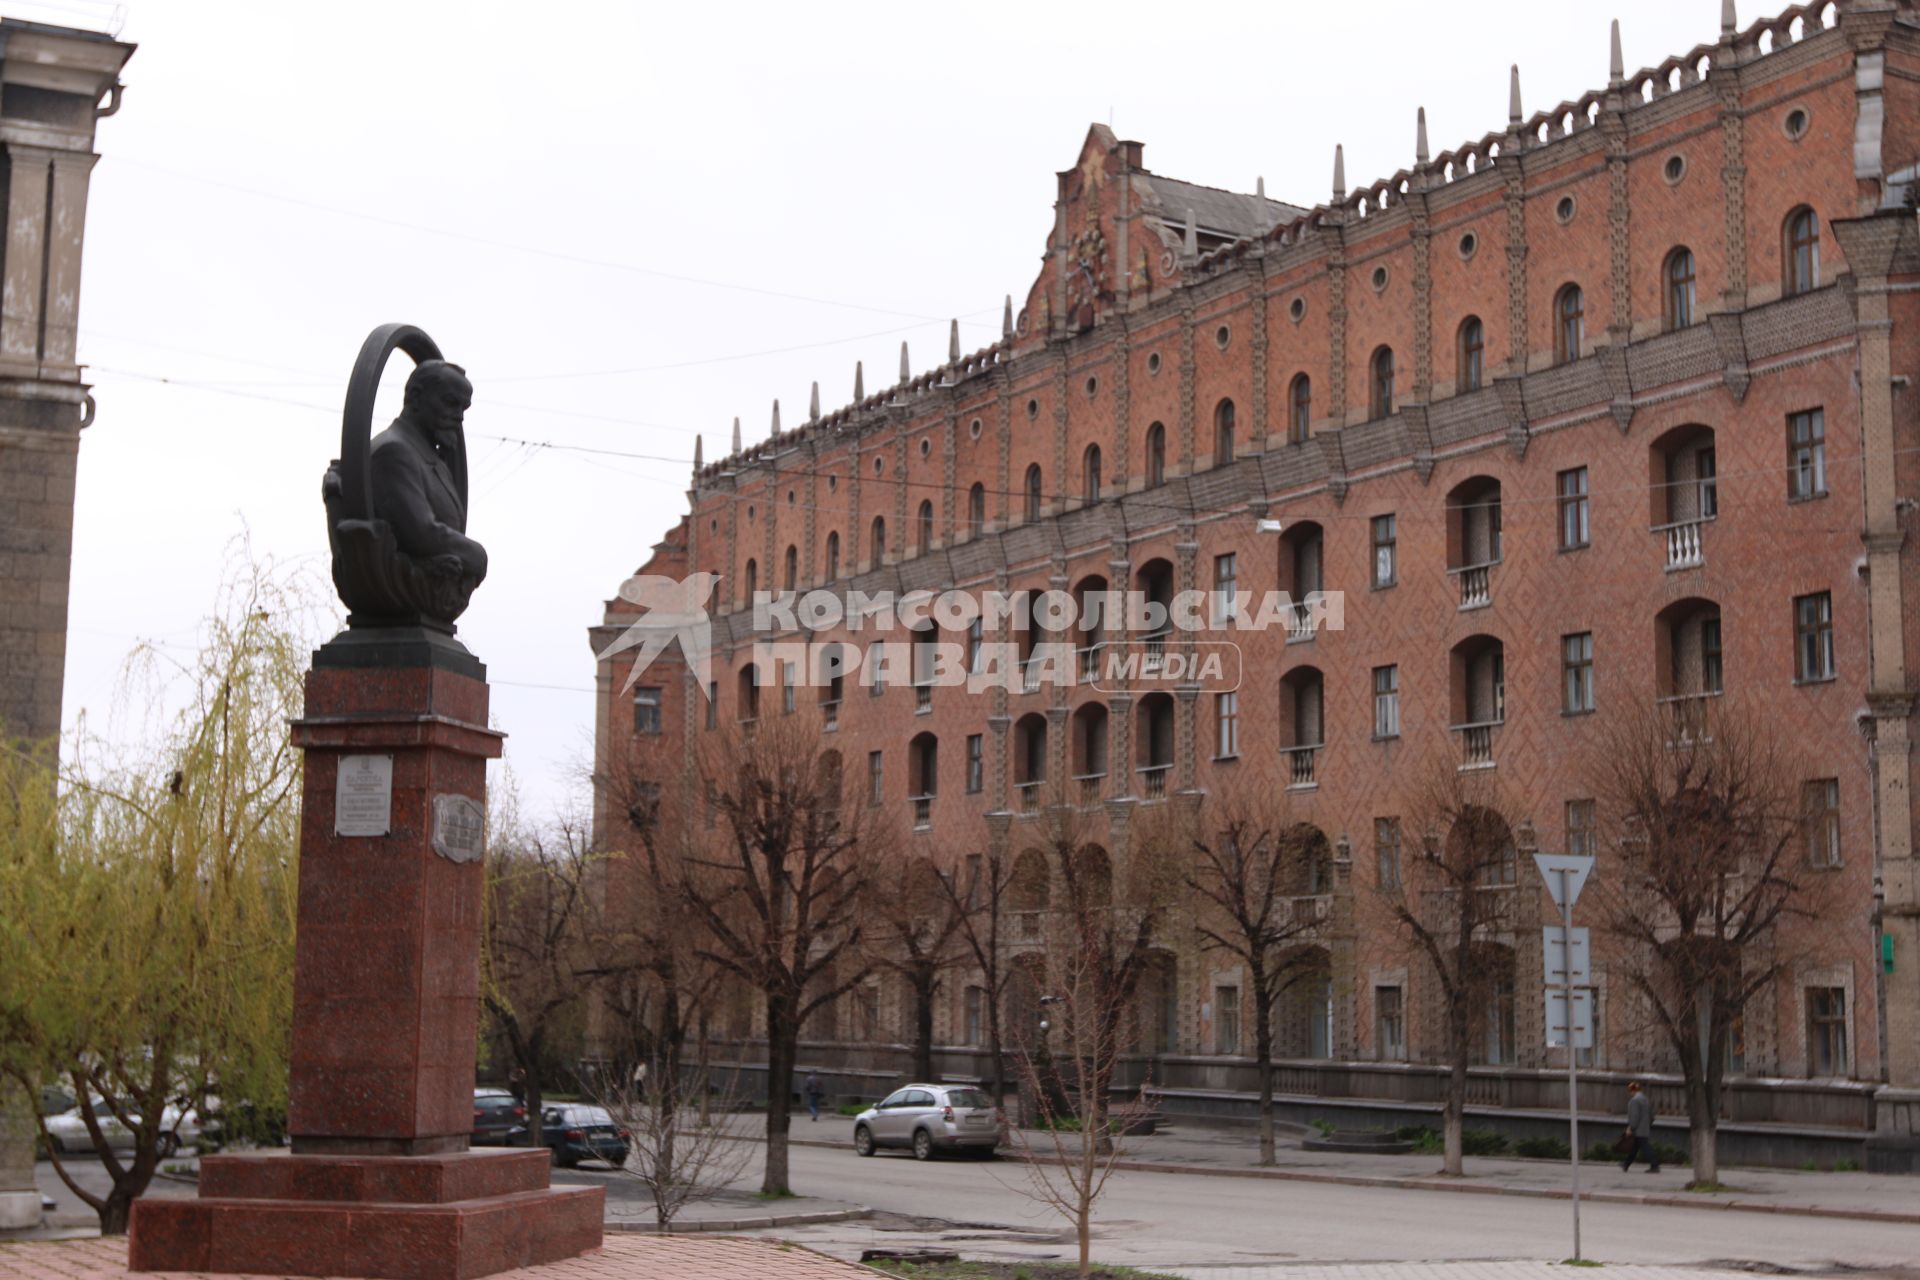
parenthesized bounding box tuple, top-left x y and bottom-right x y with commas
(681, 718, 878, 1196)
(1182, 787, 1327, 1165)
(482, 804, 603, 1149)
(1384, 761, 1524, 1176)
(1002, 790, 1180, 1277)
(865, 853, 966, 1083)
(1588, 699, 1831, 1186)
(934, 849, 1015, 1103)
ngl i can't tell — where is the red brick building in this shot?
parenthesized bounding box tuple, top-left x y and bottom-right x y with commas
(592, 0, 1920, 1167)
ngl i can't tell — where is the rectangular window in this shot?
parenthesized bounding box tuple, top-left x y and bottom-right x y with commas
(1213, 985, 1241, 1055)
(1698, 446, 1718, 519)
(1795, 592, 1835, 682)
(1566, 799, 1595, 859)
(1703, 618, 1724, 695)
(965, 986, 984, 1046)
(1484, 976, 1517, 1065)
(867, 750, 884, 806)
(1807, 986, 1848, 1076)
(1375, 817, 1402, 891)
(1727, 1011, 1748, 1075)
(966, 734, 984, 794)
(632, 686, 662, 735)
(1805, 778, 1841, 868)
(1373, 665, 1400, 738)
(1788, 409, 1827, 500)
(1557, 467, 1590, 550)
(705, 681, 718, 730)
(781, 661, 796, 714)
(1212, 553, 1238, 627)
(1215, 690, 1240, 758)
(1371, 514, 1397, 588)
(967, 617, 984, 674)
(1375, 986, 1406, 1061)
(1562, 632, 1594, 713)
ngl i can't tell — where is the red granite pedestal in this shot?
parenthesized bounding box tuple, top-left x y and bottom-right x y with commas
(129, 631, 604, 1279)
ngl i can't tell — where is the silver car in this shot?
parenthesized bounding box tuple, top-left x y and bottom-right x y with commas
(851, 1083, 999, 1160)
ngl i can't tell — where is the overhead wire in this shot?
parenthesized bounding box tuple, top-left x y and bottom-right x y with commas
(89, 358, 1896, 536)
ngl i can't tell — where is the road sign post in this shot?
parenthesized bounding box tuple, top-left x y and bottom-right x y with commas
(1535, 852, 1594, 1264)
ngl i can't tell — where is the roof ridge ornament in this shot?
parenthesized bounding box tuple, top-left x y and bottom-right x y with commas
(1510, 64, 1524, 126)
(1416, 107, 1430, 165)
(770, 399, 781, 437)
(808, 383, 820, 423)
(949, 319, 960, 364)
(1002, 295, 1014, 338)
(1182, 207, 1197, 259)
(1332, 144, 1346, 202)
(1722, 0, 1736, 36)
(1609, 18, 1625, 88)
(731, 416, 741, 454)
(899, 340, 910, 385)
(854, 360, 865, 401)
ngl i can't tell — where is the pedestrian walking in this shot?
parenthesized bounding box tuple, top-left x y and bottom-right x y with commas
(1620, 1080, 1660, 1173)
(507, 1066, 526, 1106)
(804, 1070, 824, 1122)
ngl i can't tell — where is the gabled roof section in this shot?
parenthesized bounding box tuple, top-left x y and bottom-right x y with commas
(1135, 174, 1303, 243)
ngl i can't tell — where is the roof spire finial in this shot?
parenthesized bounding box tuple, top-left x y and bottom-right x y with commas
(1002, 294, 1014, 338)
(1509, 64, 1524, 125)
(1182, 207, 1197, 258)
(808, 382, 820, 422)
(1416, 107, 1430, 165)
(1332, 145, 1346, 202)
(1256, 175, 1266, 199)
(854, 360, 865, 401)
(949, 319, 960, 364)
(1721, 0, 1736, 36)
(770, 399, 781, 436)
(899, 340, 910, 385)
(693, 434, 703, 470)
(731, 416, 741, 454)
(1609, 18, 1625, 87)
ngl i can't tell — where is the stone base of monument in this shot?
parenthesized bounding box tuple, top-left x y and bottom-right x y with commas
(129, 1149, 602, 1280)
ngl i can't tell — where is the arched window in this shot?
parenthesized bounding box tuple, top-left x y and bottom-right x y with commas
(1785, 207, 1820, 296)
(1457, 317, 1484, 392)
(1083, 444, 1102, 502)
(1554, 285, 1584, 365)
(1145, 422, 1166, 487)
(743, 558, 758, 601)
(870, 515, 886, 565)
(1370, 346, 1395, 420)
(824, 531, 840, 581)
(1665, 248, 1696, 330)
(1024, 464, 1043, 521)
(968, 483, 986, 535)
(916, 499, 934, 553)
(1214, 399, 1236, 465)
(1289, 375, 1311, 444)
(783, 544, 797, 591)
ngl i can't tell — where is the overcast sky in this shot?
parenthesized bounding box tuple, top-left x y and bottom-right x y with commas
(60, 0, 1746, 818)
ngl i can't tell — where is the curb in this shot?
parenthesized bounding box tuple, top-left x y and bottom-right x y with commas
(781, 1135, 1920, 1227)
(607, 1207, 873, 1234)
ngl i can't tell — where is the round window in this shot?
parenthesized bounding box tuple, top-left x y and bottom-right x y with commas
(1555, 195, 1577, 224)
(1289, 297, 1306, 322)
(1663, 154, 1686, 185)
(1147, 352, 1162, 376)
(1458, 231, 1477, 261)
(1371, 265, 1390, 292)
(1027, 398, 1040, 418)
(968, 417, 983, 440)
(918, 438, 931, 458)
(1085, 375, 1098, 397)
(1784, 107, 1810, 140)
(1215, 324, 1232, 349)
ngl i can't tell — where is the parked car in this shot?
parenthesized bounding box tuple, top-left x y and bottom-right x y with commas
(36, 1085, 75, 1117)
(43, 1098, 202, 1158)
(507, 1103, 629, 1169)
(851, 1084, 999, 1160)
(471, 1089, 526, 1146)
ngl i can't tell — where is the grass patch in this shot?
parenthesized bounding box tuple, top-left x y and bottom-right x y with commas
(865, 1262, 1185, 1280)
(836, 1102, 870, 1117)
(1561, 1257, 1603, 1267)
(1682, 1180, 1741, 1194)
(1515, 1136, 1571, 1161)
(1393, 1125, 1509, 1156)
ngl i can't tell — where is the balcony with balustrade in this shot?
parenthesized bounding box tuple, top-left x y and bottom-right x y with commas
(1650, 424, 1716, 573)
(1445, 476, 1502, 613)
(1453, 720, 1500, 769)
(1284, 744, 1319, 790)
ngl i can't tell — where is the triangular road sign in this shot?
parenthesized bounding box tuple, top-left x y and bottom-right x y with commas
(1534, 852, 1594, 909)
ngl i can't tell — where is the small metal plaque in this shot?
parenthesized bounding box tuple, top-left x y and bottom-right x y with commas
(431, 793, 485, 864)
(335, 754, 393, 837)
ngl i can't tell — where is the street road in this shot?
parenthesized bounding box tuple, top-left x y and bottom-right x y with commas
(559, 1141, 1920, 1276)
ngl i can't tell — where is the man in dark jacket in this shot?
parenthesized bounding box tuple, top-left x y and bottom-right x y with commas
(804, 1071, 824, 1122)
(1621, 1080, 1660, 1172)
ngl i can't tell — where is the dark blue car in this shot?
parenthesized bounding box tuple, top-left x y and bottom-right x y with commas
(508, 1103, 629, 1169)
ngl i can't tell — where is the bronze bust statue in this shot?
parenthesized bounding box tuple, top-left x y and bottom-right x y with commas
(323, 324, 487, 631)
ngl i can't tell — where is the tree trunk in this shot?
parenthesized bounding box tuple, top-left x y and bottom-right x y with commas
(1688, 1078, 1720, 1186)
(1253, 974, 1275, 1165)
(762, 991, 796, 1195)
(912, 968, 936, 1084)
(97, 1143, 159, 1236)
(987, 983, 1006, 1107)
(1076, 1199, 1092, 1279)
(1442, 1000, 1469, 1176)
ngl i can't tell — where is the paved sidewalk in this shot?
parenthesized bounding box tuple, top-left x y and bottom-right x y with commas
(0, 1235, 876, 1280)
(792, 1113, 1920, 1224)
(1160, 1266, 1899, 1280)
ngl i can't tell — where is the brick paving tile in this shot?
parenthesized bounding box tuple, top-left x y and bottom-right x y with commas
(1161, 1266, 1810, 1280)
(0, 1235, 875, 1280)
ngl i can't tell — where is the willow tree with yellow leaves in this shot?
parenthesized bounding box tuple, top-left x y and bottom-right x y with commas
(0, 554, 311, 1233)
